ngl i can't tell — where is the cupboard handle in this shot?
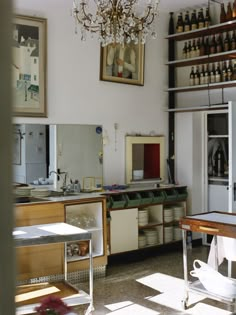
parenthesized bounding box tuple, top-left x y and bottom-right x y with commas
(199, 226, 219, 232)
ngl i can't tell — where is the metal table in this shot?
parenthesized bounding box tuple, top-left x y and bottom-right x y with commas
(14, 222, 93, 315)
(179, 211, 236, 310)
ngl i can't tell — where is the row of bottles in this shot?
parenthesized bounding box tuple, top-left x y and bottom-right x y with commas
(176, 8, 211, 33)
(182, 31, 236, 59)
(220, 1, 236, 23)
(189, 60, 236, 86)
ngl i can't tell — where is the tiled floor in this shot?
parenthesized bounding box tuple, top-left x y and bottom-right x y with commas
(76, 245, 236, 315)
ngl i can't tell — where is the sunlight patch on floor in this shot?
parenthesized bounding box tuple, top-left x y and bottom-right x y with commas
(105, 301, 160, 314)
(137, 273, 232, 315)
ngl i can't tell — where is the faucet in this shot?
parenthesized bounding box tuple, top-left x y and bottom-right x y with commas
(49, 170, 68, 194)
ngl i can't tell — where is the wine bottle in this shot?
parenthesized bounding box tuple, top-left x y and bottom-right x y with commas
(220, 3, 227, 23)
(200, 64, 205, 85)
(191, 39, 196, 58)
(231, 30, 236, 50)
(200, 37, 205, 56)
(205, 37, 210, 55)
(224, 32, 230, 52)
(204, 64, 210, 84)
(216, 34, 223, 53)
(227, 59, 233, 81)
(191, 10, 198, 30)
(176, 12, 184, 33)
(215, 62, 222, 83)
(187, 40, 192, 58)
(195, 38, 200, 57)
(194, 65, 200, 85)
(182, 42, 188, 59)
(222, 61, 228, 81)
(210, 63, 216, 83)
(198, 8, 205, 28)
(205, 7, 211, 27)
(233, 0, 236, 19)
(226, 2, 233, 21)
(189, 66, 195, 85)
(232, 60, 236, 80)
(184, 11, 191, 32)
(210, 35, 217, 54)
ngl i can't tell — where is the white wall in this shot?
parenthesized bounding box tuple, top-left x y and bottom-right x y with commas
(13, 0, 169, 185)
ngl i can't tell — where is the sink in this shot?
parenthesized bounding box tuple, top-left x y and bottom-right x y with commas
(49, 191, 80, 197)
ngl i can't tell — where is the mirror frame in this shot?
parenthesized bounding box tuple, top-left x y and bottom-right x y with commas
(125, 136, 165, 184)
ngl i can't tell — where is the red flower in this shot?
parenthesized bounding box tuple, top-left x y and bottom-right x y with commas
(35, 296, 72, 315)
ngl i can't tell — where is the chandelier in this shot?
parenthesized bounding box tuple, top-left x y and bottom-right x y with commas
(72, 0, 160, 46)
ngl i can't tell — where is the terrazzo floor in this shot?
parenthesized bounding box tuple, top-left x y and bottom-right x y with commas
(75, 245, 236, 315)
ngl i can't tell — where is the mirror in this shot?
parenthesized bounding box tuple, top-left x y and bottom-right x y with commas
(125, 136, 165, 184)
(13, 124, 103, 189)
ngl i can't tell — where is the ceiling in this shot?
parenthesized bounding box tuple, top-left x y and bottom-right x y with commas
(159, 0, 210, 12)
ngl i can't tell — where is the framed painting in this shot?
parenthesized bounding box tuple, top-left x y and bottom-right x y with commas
(100, 41, 144, 86)
(12, 15, 47, 117)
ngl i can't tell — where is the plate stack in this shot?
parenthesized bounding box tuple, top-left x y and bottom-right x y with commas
(143, 228, 158, 245)
(138, 208, 149, 226)
(173, 227, 182, 241)
(31, 188, 50, 198)
(173, 206, 184, 221)
(15, 186, 34, 197)
(138, 234, 147, 248)
(163, 207, 174, 223)
(164, 226, 173, 243)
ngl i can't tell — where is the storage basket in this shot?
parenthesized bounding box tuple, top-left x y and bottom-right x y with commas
(175, 187, 188, 200)
(125, 192, 141, 207)
(152, 190, 166, 203)
(110, 194, 127, 209)
(139, 191, 154, 205)
(163, 188, 178, 201)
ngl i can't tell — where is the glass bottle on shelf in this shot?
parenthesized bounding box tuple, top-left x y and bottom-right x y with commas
(210, 35, 217, 54)
(200, 64, 205, 85)
(194, 65, 200, 85)
(168, 12, 174, 35)
(216, 34, 223, 53)
(182, 42, 188, 59)
(232, 60, 236, 80)
(205, 37, 210, 55)
(224, 32, 230, 52)
(190, 10, 198, 30)
(233, 0, 236, 19)
(231, 30, 236, 50)
(210, 63, 216, 83)
(191, 39, 196, 58)
(215, 62, 222, 82)
(195, 38, 200, 57)
(220, 3, 227, 23)
(176, 12, 184, 33)
(200, 37, 205, 56)
(184, 11, 191, 32)
(189, 66, 195, 86)
(227, 59, 233, 81)
(198, 8, 205, 28)
(204, 64, 210, 84)
(226, 2, 233, 21)
(205, 6, 211, 27)
(187, 40, 192, 58)
(222, 60, 228, 81)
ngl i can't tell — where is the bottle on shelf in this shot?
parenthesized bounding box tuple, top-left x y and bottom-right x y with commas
(195, 38, 200, 57)
(220, 3, 227, 23)
(190, 9, 198, 30)
(189, 66, 195, 86)
(231, 30, 236, 50)
(210, 35, 217, 54)
(226, 2, 233, 21)
(187, 40, 192, 58)
(184, 11, 191, 32)
(224, 32, 231, 52)
(194, 65, 200, 85)
(210, 63, 216, 83)
(222, 60, 228, 81)
(199, 37, 205, 56)
(215, 62, 222, 82)
(205, 6, 211, 27)
(168, 12, 175, 35)
(205, 37, 210, 55)
(200, 64, 205, 85)
(191, 39, 196, 58)
(176, 12, 184, 33)
(198, 8, 205, 28)
(232, 60, 236, 80)
(216, 34, 223, 53)
(227, 59, 233, 81)
(204, 64, 210, 84)
(233, 0, 236, 19)
(182, 42, 188, 59)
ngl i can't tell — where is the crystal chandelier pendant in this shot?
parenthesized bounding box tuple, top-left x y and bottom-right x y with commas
(72, 0, 160, 46)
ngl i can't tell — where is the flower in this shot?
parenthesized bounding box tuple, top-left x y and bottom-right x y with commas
(35, 296, 76, 315)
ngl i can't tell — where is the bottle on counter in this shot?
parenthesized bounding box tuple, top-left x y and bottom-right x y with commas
(184, 11, 191, 32)
(226, 2, 233, 21)
(176, 12, 184, 33)
(220, 3, 227, 23)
